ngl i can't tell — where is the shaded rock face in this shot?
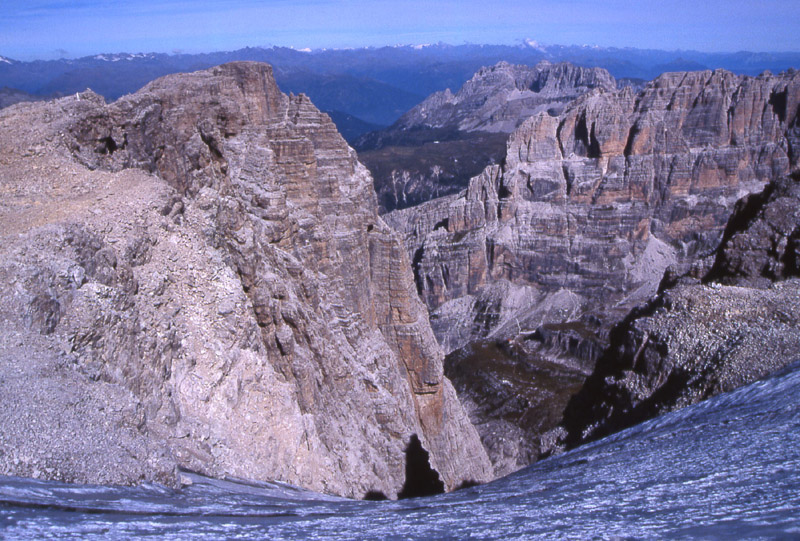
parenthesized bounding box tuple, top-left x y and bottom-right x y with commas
(356, 61, 617, 212)
(704, 173, 800, 286)
(0, 62, 492, 498)
(560, 174, 800, 450)
(385, 68, 800, 474)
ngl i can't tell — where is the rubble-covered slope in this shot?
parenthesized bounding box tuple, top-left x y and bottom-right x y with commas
(0, 62, 492, 499)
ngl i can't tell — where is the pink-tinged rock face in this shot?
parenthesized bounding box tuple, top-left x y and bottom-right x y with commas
(0, 62, 492, 498)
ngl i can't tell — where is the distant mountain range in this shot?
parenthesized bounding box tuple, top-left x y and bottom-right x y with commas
(1, 43, 799, 139)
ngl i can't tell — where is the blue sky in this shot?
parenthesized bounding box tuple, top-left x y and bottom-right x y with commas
(2, 0, 799, 60)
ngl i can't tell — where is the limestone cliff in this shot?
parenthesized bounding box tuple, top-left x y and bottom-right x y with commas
(389, 67, 800, 352)
(0, 62, 492, 498)
(386, 68, 800, 475)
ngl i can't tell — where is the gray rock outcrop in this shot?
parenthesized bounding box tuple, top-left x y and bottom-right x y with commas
(390, 60, 618, 134)
(0, 62, 492, 498)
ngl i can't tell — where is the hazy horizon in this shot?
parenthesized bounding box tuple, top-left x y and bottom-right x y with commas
(2, 0, 800, 62)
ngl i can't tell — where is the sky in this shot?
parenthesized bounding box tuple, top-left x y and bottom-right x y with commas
(1, 0, 799, 61)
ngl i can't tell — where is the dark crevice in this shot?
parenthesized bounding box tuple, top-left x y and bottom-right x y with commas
(200, 130, 224, 161)
(98, 136, 117, 155)
(588, 122, 601, 158)
(440, 263, 450, 288)
(412, 246, 425, 296)
(574, 112, 590, 155)
(555, 117, 568, 157)
(769, 88, 788, 123)
(397, 434, 445, 499)
(433, 218, 449, 231)
(363, 490, 388, 501)
(562, 163, 573, 196)
(623, 124, 639, 157)
(781, 227, 800, 277)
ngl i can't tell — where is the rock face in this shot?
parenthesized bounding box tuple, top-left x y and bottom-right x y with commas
(390, 67, 800, 351)
(560, 173, 800, 449)
(356, 61, 617, 212)
(0, 62, 492, 499)
(385, 68, 800, 475)
(383, 60, 618, 135)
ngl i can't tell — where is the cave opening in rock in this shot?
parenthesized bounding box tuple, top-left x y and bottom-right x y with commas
(99, 136, 117, 155)
(363, 490, 388, 501)
(412, 246, 425, 296)
(397, 433, 445, 499)
(769, 88, 788, 123)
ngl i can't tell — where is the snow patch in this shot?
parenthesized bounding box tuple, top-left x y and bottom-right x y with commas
(92, 53, 154, 62)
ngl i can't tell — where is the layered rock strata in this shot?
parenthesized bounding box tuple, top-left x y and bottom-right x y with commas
(386, 68, 800, 474)
(560, 173, 800, 449)
(0, 62, 492, 498)
(356, 61, 618, 212)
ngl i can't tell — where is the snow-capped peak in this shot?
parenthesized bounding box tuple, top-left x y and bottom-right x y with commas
(92, 52, 156, 62)
(0, 55, 15, 64)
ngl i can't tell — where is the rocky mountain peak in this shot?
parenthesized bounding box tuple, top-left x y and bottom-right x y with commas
(394, 60, 617, 133)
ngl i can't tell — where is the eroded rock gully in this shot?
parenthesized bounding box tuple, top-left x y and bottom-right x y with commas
(0, 62, 492, 499)
(385, 68, 800, 475)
